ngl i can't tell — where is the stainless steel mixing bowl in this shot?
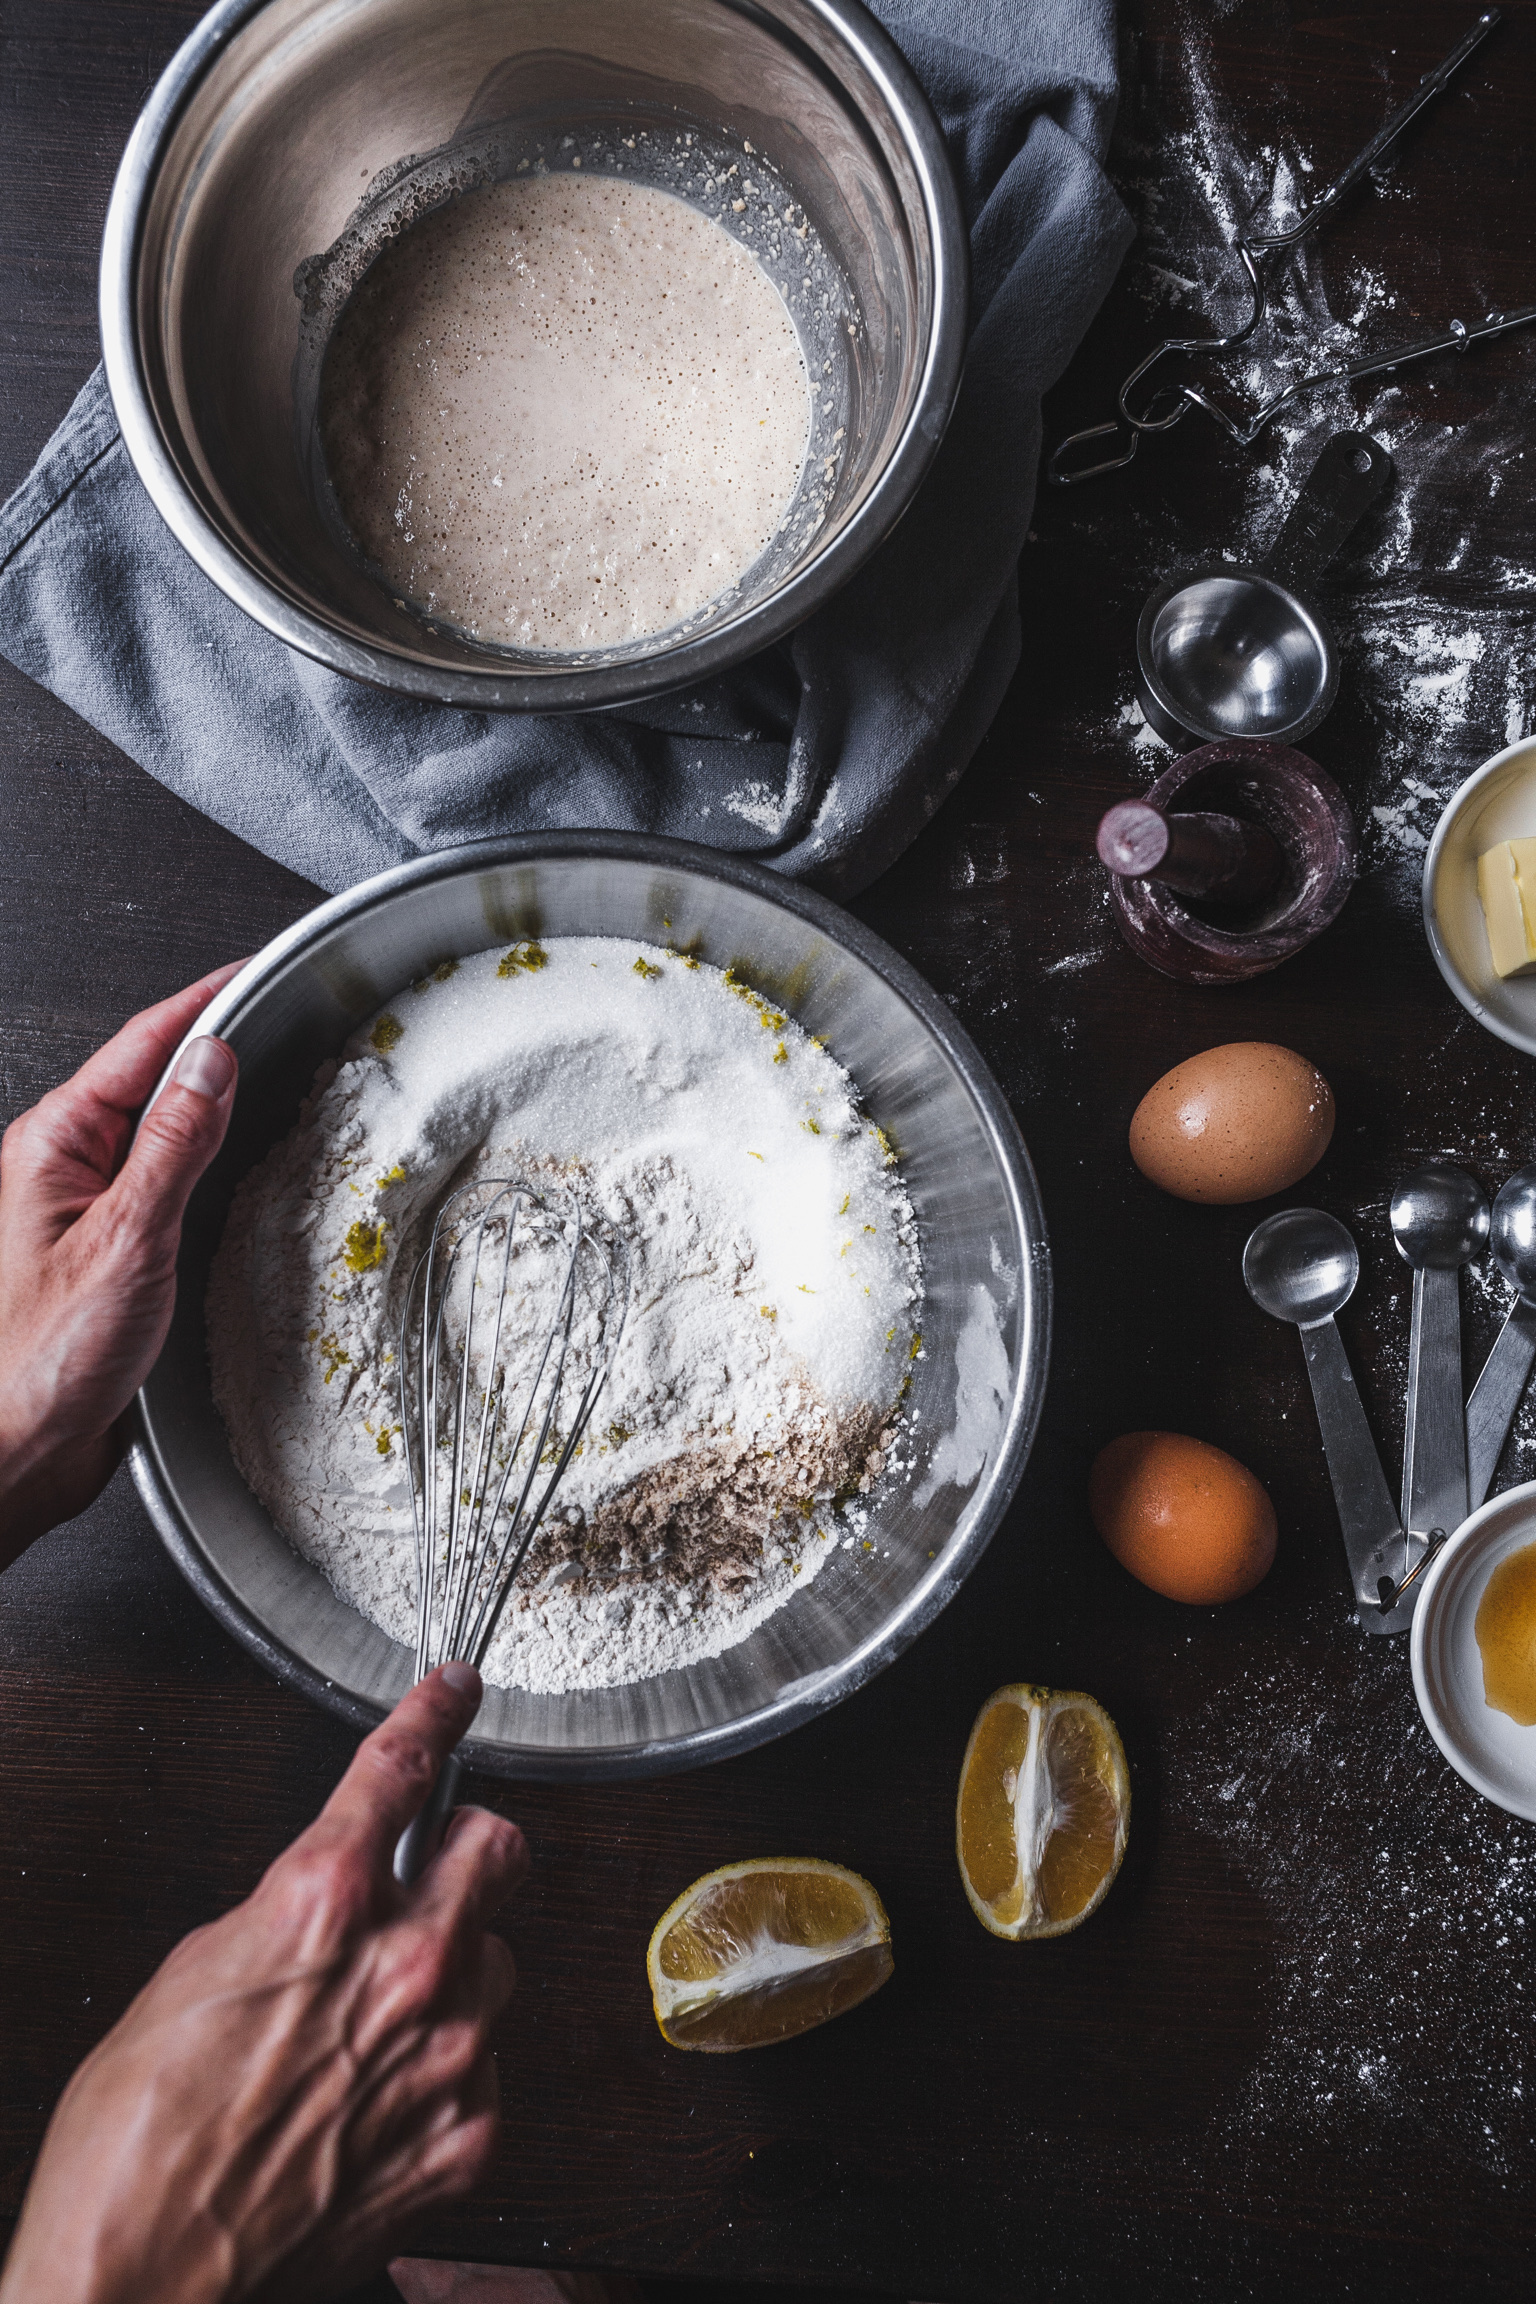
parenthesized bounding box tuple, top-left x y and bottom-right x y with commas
(99, 0, 966, 711)
(129, 835, 1049, 1779)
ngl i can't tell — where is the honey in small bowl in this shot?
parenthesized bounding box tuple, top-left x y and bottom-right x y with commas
(1475, 1539, 1536, 1726)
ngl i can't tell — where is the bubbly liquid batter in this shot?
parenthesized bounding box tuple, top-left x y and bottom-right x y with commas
(320, 174, 811, 650)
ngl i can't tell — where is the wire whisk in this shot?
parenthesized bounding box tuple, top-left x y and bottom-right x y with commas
(391, 1176, 628, 1882)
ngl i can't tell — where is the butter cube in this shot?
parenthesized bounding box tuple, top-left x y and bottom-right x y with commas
(1477, 839, 1536, 978)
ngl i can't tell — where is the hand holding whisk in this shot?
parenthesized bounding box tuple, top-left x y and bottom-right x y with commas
(392, 1176, 628, 1883)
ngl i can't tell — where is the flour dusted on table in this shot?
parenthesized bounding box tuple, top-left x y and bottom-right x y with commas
(206, 937, 921, 1692)
(1101, 4, 1536, 922)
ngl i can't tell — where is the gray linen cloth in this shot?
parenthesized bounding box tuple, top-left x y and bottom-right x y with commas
(0, 0, 1130, 899)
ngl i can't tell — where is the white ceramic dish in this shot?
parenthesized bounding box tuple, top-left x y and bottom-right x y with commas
(1422, 737, 1536, 1056)
(1411, 1481, 1536, 1820)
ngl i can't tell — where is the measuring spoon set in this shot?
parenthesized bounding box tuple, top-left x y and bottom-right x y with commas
(1243, 1164, 1536, 1633)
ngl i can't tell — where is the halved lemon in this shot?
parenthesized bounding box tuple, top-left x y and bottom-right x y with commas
(647, 1857, 893, 2051)
(957, 1685, 1129, 1940)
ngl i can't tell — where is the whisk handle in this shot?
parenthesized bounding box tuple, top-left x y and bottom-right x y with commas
(392, 1748, 465, 1887)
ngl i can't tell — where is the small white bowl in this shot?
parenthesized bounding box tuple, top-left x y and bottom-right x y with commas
(1422, 737, 1536, 1056)
(1411, 1482, 1536, 1819)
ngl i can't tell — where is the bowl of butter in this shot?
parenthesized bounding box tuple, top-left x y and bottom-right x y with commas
(1424, 737, 1536, 1057)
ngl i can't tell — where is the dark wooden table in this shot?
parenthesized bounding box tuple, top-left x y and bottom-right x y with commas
(4, 3, 1536, 2297)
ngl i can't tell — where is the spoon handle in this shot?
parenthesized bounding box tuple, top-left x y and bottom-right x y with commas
(1298, 1315, 1405, 1627)
(1401, 1265, 1469, 1543)
(1260, 431, 1394, 592)
(1466, 1296, 1536, 1508)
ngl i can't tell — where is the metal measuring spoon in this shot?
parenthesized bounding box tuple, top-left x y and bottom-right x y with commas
(1467, 1165, 1536, 1508)
(1243, 1208, 1405, 1632)
(1390, 1165, 1488, 1587)
(1136, 433, 1394, 749)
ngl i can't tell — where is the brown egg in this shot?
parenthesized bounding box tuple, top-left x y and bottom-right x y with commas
(1129, 1042, 1334, 1204)
(1089, 1431, 1277, 1604)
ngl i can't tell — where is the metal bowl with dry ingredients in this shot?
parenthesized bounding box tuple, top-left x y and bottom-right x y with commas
(99, 0, 966, 712)
(130, 835, 1050, 1780)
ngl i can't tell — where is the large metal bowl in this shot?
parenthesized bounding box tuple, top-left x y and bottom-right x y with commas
(130, 835, 1049, 1778)
(99, 0, 967, 712)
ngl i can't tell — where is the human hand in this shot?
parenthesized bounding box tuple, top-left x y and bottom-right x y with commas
(0, 1663, 525, 2304)
(0, 964, 244, 1566)
(390, 2266, 643, 2302)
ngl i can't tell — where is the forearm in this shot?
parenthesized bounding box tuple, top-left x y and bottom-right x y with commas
(0, 1670, 517, 2304)
(0, 2000, 278, 2304)
(0, 1417, 119, 1570)
(0, 2201, 234, 2304)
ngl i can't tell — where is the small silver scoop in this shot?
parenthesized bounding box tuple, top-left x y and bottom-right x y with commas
(1136, 432, 1394, 748)
(1243, 1206, 1412, 1633)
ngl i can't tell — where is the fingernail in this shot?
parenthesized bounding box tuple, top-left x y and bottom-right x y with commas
(174, 1036, 236, 1100)
(442, 1661, 481, 1698)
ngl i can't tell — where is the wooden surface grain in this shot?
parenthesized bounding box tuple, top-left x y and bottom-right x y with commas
(3, 2, 1536, 2296)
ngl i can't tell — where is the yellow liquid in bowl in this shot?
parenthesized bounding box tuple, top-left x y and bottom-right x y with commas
(1475, 1539, 1536, 1726)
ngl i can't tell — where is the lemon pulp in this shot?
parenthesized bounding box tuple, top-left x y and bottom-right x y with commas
(648, 1858, 893, 2051)
(956, 1685, 1129, 1940)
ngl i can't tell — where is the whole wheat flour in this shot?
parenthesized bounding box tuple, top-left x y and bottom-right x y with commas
(206, 936, 922, 1692)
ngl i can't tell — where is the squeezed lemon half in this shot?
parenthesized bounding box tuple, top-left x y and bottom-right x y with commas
(647, 1857, 893, 2051)
(956, 1685, 1129, 1939)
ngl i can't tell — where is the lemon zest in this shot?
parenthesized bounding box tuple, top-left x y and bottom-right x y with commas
(412, 958, 459, 993)
(721, 965, 786, 1032)
(498, 939, 549, 977)
(342, 1219, 388, 1273)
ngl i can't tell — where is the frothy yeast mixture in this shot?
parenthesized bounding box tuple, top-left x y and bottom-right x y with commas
(320, 174, 811, 650)
(206, 938, 922, 1694)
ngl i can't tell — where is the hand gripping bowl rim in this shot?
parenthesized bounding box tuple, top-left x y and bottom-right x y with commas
(127, 831, 1051, 1779)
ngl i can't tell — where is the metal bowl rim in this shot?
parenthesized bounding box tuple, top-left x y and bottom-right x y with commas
(1421, 736, 1536, 1060)
(98, 0, 969, 714)
(1134, 560, 1340, 749)
(129, 829, 1051, 1778)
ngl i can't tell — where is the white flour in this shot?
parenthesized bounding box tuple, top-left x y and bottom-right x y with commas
(206, 937, 921, 1693)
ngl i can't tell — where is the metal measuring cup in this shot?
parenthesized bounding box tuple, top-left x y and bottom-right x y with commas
(1135, 431, 1394, 749)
